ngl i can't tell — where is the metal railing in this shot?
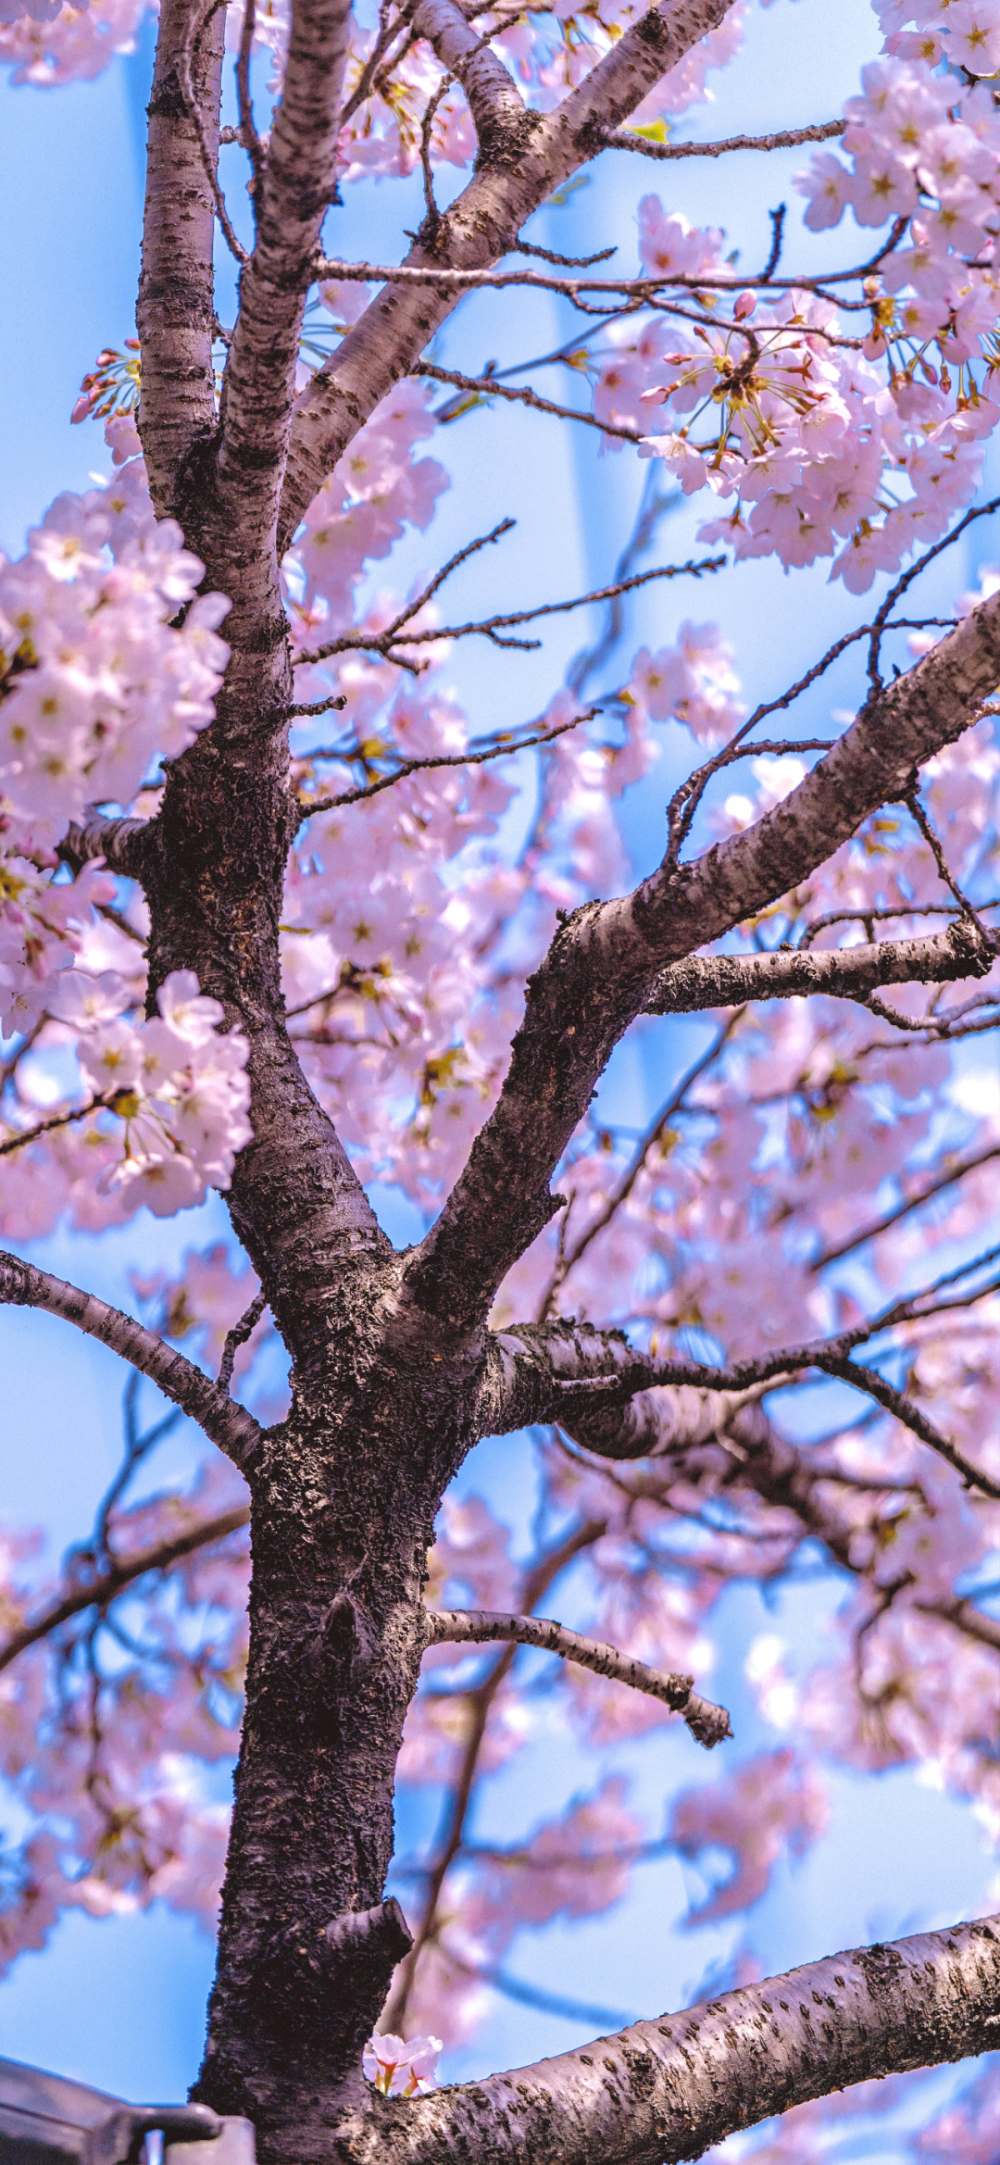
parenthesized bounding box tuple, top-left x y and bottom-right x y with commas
(0, 2059, 254, 2165)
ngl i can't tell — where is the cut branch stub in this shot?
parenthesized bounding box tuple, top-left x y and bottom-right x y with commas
(250, 1898, 413, 2083)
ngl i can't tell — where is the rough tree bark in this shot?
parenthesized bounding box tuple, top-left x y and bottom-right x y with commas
(8, 0, 998, 2160)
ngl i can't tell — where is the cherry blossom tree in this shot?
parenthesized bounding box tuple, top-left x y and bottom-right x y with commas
(0, 0, 998, 2160)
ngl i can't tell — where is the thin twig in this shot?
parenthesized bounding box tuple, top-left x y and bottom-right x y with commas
(180, 0, 249, 266)
(761, 203, 786, 280)
(340, 1, 419, 128)
(420, 70, 454, 227)
(299, 553, 727, 665)
(514, 239, 617, 267)
(298, 708, 595, 816)
(93, 1373, 182, 1561)
(798, 900, 1000, 951)
(813, 1145, 1000, 1270)
(415, 360, 642, 442)
(570, 464, 680, 698)
(863, 1246, 1000, 1331)
(235, 0, 265, 201)
(867, 495, 1000, 690)
(665, 509, 1000, 867)
(313, 225, 910, 300)
(218, 1289, 268, 1394)
(0, 1507, 251, 1676)
(905, 785, 985, 927)
(294, 518, 516, 665)
(424, 1609, 731, 1747)
(601, 118, 847, 161)
(0, 1095, 112, 1159)
(381, 1515, 608, 2034)
(538, 1012, 742, 1319)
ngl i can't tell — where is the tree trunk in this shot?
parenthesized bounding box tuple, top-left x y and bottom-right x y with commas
(191, 1396, 430, 2153)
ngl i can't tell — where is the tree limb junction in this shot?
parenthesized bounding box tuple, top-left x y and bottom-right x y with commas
(280, 0, 739, 546)
(402, 587, 1000, 1334)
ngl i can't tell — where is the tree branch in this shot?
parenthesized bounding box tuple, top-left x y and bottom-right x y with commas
(58, 813, 151, 881)
(645, 917, 996, 1015)
(482, 1315, 1000, 1497)
(383, 1516, 606, 2036)
(137, 0, 226, 517)
(929, 1599, 1000, 1653)
(602, 117, 846, 159)
(298, 709, 593, 816)
(0, 1504, 250, 1675)
(0, 1097, 113, 1161)
(414, 359, 642, 442)
(341, 1915, 1000, 2165)
(204, 0, 353, 645)
(424, 1608, 731, 1746)
(293, 515, 517, 663)
(0, 1252, 262, 1470)
(280, 0, 738, 546)
(537, 1012, 741, 1320)
(812, 1143, 1000, 1270)
(297, 552, 723, 661)
(400, 585, 1000, 1335)
(413, 0, 526, 152)
(694, 1406, 1000, 1651)
(479, 1321, 771, 1459)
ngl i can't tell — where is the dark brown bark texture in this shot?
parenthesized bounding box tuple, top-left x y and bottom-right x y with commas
(93, 0, 1000, 2158)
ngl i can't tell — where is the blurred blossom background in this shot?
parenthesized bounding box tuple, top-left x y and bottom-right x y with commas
(0, 0, 997, 2154)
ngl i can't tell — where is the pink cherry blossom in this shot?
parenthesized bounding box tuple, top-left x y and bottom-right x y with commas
(363, 2031, 443, 2098)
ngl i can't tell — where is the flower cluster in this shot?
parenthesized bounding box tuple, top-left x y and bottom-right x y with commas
(0, 1452, 250, 1969)
(289, 381, 447, 637)
(274, 372, 666, 1207)
(62, 968, 251, 1213)
(874, 0, 1000, 74)
(0, 809, 116, 1036)
(0, 462, 230, 833)
(0, 0, 144, 85)
(669, 1749, 829, 1924)
(362, 2031, 442, 2097)
(1, 969, 251, 1227)
(627, 622, 745, 743)
(629, 275, 996, 589)
(579, 54, 1000, 590)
